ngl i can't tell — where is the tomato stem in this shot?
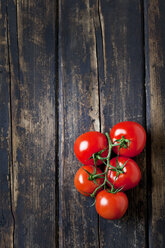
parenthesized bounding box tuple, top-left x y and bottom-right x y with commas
(89, 133, 130, 197)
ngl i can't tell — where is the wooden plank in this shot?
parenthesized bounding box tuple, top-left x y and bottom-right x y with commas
(144, 0, 165, 247)
(59, 0, 101, 247)
(0, 1, 14, 247)
(7, 0, 58, 247)
(94, 1, 147, 247)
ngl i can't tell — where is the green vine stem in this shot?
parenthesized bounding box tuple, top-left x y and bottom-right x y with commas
(89, 132, 130, 198)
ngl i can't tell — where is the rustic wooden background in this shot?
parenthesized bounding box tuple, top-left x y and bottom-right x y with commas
(0, 0, 165, 247)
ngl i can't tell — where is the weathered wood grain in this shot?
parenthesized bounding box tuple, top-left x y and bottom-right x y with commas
(0, 0, 163, 247)
(59, 0, 101, 247)
(0, 1, 14, 247)
(145, 0, 165, 247)
(95, 1, 147, 247)
(7, 0, 58, 247)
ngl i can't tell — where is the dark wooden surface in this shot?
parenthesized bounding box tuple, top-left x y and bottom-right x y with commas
(0, 0, 165, 247)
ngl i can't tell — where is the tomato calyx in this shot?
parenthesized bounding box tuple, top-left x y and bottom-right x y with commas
(113, 135, 131, 151)
(82, 167, 105, 185)
(111, 157, 129, 178)
(105, 186, 124, 194)
(88, 147, 108, 166)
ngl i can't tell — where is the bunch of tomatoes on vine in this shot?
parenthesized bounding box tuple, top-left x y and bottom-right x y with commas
(74, 121, 146, 220)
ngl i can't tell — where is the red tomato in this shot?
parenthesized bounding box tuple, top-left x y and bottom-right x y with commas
(107, 156, 141, 191)
(95, 190, 128, 219)
(74, 131, 108, 165)
(74, 165, 104, 196)
(110, 121, 146, 157)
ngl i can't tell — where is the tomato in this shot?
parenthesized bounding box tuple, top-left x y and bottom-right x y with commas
(74, 165, 104, 196)
(107, 156, 141, 191)
(95, 190, 128, 219)
(110, 121, 146, 157)
(74, 131, 108, 165)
